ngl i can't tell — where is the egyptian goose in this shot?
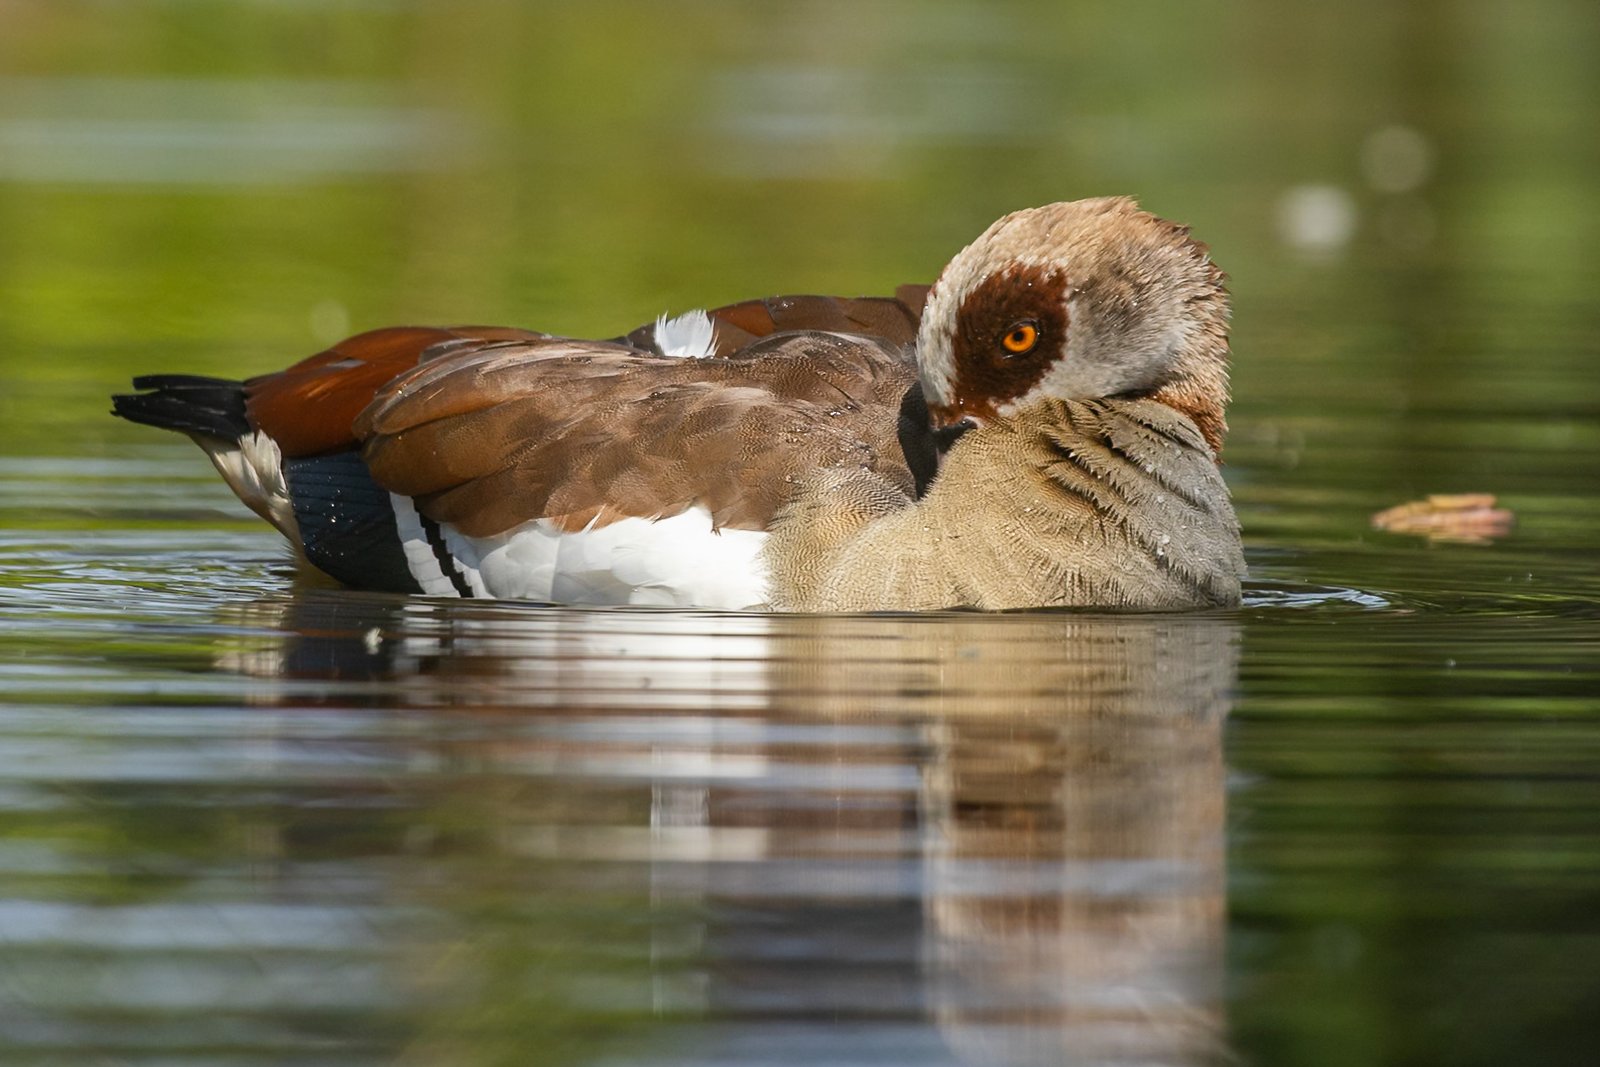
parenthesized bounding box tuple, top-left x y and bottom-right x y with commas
(112, 196, 1244, 610)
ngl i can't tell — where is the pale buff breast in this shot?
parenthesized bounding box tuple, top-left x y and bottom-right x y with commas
(765, 398, 1245, 612)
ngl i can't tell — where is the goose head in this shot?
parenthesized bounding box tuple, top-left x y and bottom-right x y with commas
(916, 196, 1232, 456)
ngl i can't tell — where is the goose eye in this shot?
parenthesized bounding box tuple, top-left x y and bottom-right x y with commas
(1000, 321, 1038, 355)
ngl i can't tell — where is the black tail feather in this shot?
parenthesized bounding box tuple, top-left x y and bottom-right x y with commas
(111, 375, 251, 441)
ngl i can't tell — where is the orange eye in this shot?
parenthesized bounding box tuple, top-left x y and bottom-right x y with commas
(1001, 322, 1038, 355)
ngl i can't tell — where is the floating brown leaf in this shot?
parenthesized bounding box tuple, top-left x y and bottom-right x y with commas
(1371, 493, 1515, 544)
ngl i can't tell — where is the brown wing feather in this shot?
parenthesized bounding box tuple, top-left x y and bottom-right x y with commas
(621, 290, 930, 357)
(356, 333, 918, 538)
(244, 325, 549, 457)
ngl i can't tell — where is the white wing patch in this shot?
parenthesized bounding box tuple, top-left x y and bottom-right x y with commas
(653, 309, 716, 358)
(390, 497, 770, 609)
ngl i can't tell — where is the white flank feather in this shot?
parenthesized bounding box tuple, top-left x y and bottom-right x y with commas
(427, 505, 770, 608)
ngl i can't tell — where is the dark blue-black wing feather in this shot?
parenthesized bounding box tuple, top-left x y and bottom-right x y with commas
(283, 452, 421, 594)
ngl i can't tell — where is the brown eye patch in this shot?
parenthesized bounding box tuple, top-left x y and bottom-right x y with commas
(947, 264, 1070, 418)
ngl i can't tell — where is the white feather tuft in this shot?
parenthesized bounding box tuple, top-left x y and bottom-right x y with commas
(202, 431, 297, 539)
(654, 309, 716, 358)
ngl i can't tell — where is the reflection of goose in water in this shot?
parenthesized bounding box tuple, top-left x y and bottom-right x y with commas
(922, 659, 1228, 1066)
(215, 595, 1236, 1066)
(767, 614, 1234, 1066)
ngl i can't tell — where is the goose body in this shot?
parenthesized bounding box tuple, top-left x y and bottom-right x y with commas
(113, 198, 1245, 610)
